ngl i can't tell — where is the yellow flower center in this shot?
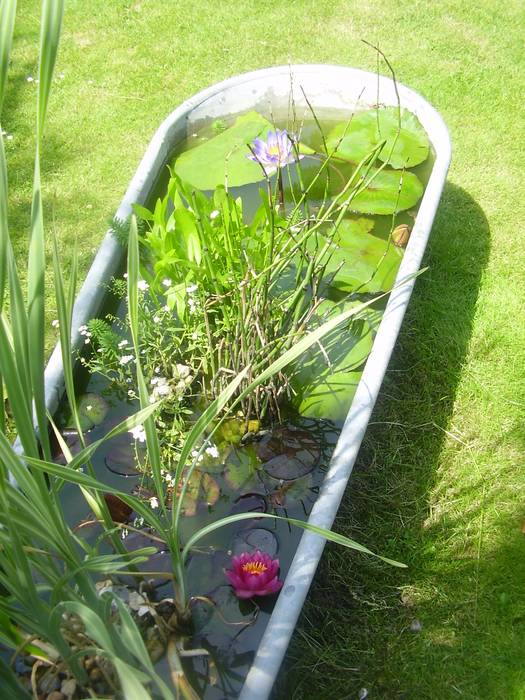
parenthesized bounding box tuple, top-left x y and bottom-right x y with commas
(242, 561, 268, 576)
(267, 145, 281, 157)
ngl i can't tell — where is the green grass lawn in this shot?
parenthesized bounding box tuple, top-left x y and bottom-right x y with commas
(4, 1, 525, 698)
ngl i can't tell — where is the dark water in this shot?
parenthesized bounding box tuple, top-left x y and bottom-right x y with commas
(54, 109, 434, 698)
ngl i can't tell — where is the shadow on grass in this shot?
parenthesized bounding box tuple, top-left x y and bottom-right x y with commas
(273, 183, 524, 700)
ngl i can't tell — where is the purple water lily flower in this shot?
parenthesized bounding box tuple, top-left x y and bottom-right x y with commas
(226, 550, 283, 599)
(247, 129, 296, 173)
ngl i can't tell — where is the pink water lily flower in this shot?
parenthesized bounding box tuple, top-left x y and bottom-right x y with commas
(247, 129, 296, 173)
(226, 550, 283, 599)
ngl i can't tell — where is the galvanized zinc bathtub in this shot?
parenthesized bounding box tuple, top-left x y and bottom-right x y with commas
(44, 65, 451, 699)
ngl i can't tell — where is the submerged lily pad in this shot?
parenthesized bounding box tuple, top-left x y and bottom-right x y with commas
(224, 446, 261, 492)
(257, 426, 320, 480)
(290, 299, 374, 421)
(268, 474, 314, 508)
(231, 528, 279, 558)
(326, 107, 430, 169)
(64, 393, 109, 431)
(180, 471, 220, 516)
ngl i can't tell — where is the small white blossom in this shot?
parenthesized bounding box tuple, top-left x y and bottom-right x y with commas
(129, 424, 146, 442)
(205, 445, 220, 459)
(118, 339, 128, 348)
(163, 304, 170, 311)
(84, 338, 90, 345)
(153, 315, 160, 323)
(123, 272, 128, 279)
(119, 354, 134, 365)
(191, 449, 204, 464)
(85, 405, 93, 411)
(127, 389, 135, 397)
(137, 279, 149, 291)
(26, 76, 34, 83)
(149, 496, 159, 509)
(51, 319, 59, 328)
(162, 278, 172, 287)
(6, 134, 13, 141)
(209, 209, 220, 220)
(186, 283, 198, 294)
(155, 366, 161, 374)
(175, 364, 191, 379)
(78, 324, 88, 332)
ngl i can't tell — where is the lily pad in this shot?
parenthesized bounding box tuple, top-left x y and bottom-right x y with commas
(231, 528, 279, 558)
(64, 393, 109, 431)
(291, 157, 423, 214)
(224, 446, 261, 492)
(312, 221, 404, 294)
(105, 436, 142, 476)
(180, 471, 220, 517)
(290, 299, 374, 421)
(350, 166, 424, 214)
(257, 426, 320, 480)
(268, 474, 314, 508)
(326, 107, 430, 169)
(231, 493, 267, 515)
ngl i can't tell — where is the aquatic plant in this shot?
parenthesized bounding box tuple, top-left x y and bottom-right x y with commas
(0, 2, 425, 696)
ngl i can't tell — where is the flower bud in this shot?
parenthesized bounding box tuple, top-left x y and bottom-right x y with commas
(391, 224, 411, 248)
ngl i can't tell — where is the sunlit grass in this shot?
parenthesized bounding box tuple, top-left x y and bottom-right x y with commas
(3, 0, 525, 698)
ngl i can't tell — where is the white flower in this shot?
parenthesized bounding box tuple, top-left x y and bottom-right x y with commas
(26, 76, 34, 83)
(149, 496, 159, 509)
(175, 364, 191, 379)
(78, 324, 88, 333)
(51, 319, 59, 328)
(137, 280, 149, 292)
(123, 273, 128, 279)
(118, 339, 128, 348)
(84, 338, 90, 344)
(129, 425, 146, 442)
(155, 366, 161, 374)
(186, 283, 198, 294)
(127, 389, 134, 397)
(150, 377, 172, 402)
(163, 304, 170, 311)
(153, 315, 160, 323)
(205, 445, 220, 459)
(209, 209, 220, 220)
(119, 354, 134, 365)
(85, 405, 93, 411)
(6, 134, 13, 141)
(162, 278, 172, 287)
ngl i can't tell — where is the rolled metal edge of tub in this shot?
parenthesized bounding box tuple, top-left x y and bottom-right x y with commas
(41, 65, 451, 698)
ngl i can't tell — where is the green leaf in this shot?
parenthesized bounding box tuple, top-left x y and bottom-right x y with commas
(350, 166, 424, 214)
(312, 221, 404, 294)
(173, 111, 312, 190)
(173, 111, 272, 189)
(293, 157, 423, 214)
(64, 393, 109, 431)
(326, 107, 430, 169)
(182, 511, 406, 568)
(290, 300, 374, 421)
